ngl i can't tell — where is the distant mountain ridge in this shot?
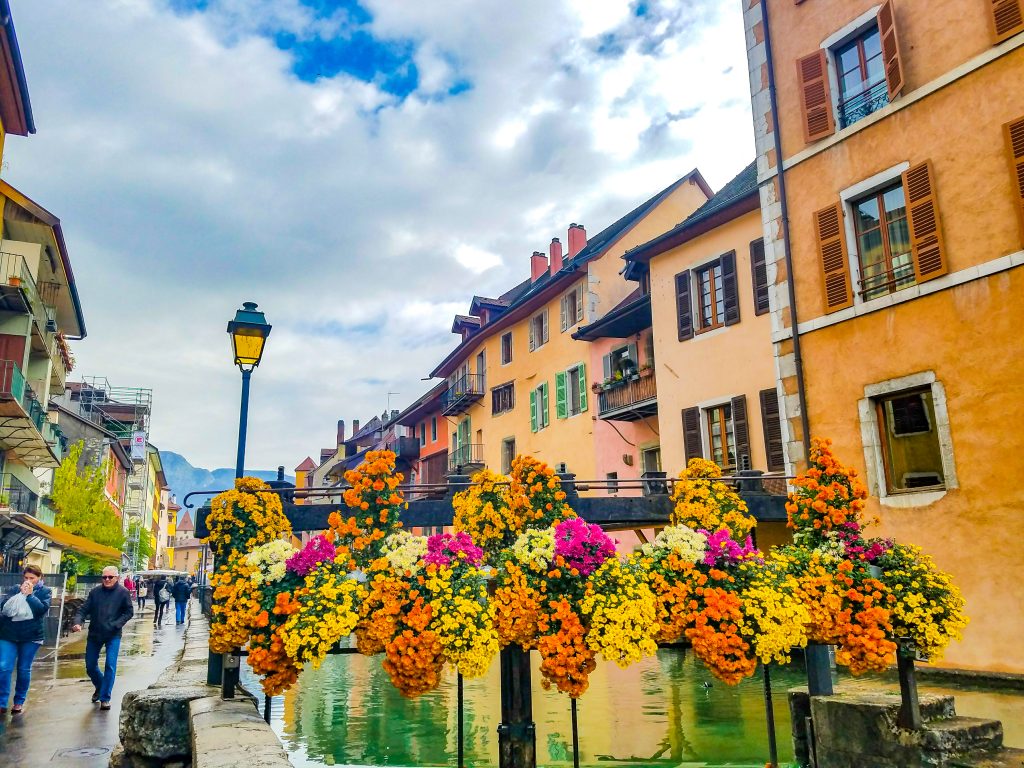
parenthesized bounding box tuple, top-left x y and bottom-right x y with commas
(161, 451, 293, 520)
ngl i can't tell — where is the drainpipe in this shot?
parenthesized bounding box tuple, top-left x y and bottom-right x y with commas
(760, 0, 812, 461)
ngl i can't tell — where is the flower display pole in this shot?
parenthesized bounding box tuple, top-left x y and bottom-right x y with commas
(498, 646, 536, 768)
(897, 641, 922, 730)
(805, 643, 834, 696)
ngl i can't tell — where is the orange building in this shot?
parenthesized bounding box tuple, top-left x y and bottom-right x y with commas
(293, 456, 316, 505)
(743, 0, 1024, 672)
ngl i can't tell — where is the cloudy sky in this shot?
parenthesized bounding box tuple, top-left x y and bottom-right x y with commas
(5, 0, 753, 471)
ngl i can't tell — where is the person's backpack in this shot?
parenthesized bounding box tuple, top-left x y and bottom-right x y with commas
(159, 585, 171, 602)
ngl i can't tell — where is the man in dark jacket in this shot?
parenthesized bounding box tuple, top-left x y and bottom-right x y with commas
(152, 576, 171, 627)
(172, 577, 190, 625)
(72, 566, 134, 709)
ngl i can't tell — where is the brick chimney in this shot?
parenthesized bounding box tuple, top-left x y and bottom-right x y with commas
(337, 420, 345, 447)
(568, 223, 587, 258)
(530, 251, 549, 282)
(549, 237, 563, 274)
(352, 419, 360, 438)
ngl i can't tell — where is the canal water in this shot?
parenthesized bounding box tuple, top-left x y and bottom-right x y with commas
(242, 648, 1024, 768)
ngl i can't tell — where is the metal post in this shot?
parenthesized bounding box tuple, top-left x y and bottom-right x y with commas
(497, 646, 536, 768)
(762, 664, 779, 768)
(570, 697, 580, 768)
(805, 643, 833, 696)
(897, 642, 922, 730)
(457, 673, 465, 768)
(236, 368, 252, 479)
(264, 694, 272, 723)
(222, 651, 239, 699)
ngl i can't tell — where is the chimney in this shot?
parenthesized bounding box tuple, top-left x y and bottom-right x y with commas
(352, 419, 360, 438)
(568, 223, 587, 258)
(391, 409, 399, 421)
(337, 419, 345, 447)
(277, 466, 285, 483)
(549, 237, 563, 274)
(530, 251, 548, 282)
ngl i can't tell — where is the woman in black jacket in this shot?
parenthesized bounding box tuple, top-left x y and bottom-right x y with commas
(0, 565, 52, 715)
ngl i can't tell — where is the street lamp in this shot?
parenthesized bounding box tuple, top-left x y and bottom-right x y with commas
(226, 302, 271, 479)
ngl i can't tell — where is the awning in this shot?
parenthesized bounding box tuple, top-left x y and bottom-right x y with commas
(572, 291, 651, 341)
(7, 515, 122, 560)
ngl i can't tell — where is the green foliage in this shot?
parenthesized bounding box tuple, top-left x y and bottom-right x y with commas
(52, 440, 125, 554)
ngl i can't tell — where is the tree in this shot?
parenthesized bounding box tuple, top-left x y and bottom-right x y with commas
(52, 441, 124, 574)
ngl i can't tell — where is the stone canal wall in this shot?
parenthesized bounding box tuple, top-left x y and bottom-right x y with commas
(115, 602, 292, 768)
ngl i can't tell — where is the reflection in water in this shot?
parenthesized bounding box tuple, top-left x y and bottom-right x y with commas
(242, 651, 1024, 768)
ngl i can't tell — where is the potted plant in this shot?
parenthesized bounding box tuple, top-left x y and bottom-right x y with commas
(8, 276, 21, 288)
(591, 381, 603, 394)
(639, 363, 654, 379)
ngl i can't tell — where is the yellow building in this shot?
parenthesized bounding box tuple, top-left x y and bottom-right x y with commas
(429, 173, 712, 486)
(743, 0, 1024, 672)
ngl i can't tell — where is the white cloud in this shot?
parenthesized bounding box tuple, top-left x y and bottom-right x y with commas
(3, 0, 753, 472)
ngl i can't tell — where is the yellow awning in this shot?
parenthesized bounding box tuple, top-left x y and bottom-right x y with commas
(11, 516, 122, 561)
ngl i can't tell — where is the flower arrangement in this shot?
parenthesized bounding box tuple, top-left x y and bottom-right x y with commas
(286, 534, 337, 577)
(671, 458, 755, 540)
(246, 539, 295, 584)
(332, 450, 407, 569)
(452, 469, 520, 560)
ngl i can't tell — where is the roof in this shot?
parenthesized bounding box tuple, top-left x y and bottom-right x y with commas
(395, 381, 448, 426)
(572, 289, 651, 342)
(430, 169, 710, 378)
(624, 162, 759, 274)
(295, 456, 317, 472)
(177, 509, 194, 532)
(0, 1, 34, 136)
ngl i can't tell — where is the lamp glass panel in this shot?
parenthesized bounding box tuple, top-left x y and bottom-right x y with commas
(232, 329, 267, 367)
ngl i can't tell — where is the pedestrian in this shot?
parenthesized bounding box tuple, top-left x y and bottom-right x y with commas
(152, 576, 171, 627)
(0, 565, 52, 715)
(123, 573, 134, 597)
(172, 577, 190, 625)
(136, 579, 148, 612)
(71, 566, 134, 710)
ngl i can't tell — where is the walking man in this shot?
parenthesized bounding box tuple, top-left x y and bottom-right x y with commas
(152, 576, 170, 627)
(72, 566, 134, 710)
(172, 577, 190, 625)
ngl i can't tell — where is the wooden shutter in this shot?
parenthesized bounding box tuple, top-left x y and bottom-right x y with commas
(750, 238, 770, 315)
(902, 161, 948, 283)
(576, 284, 585, 324)
(814, 203, 854, 313)
(1004, 116, 1024, 244)
(542, 311, 549, 345)
(577, 364, 588, 413)
(530, 390, 538, 433)
(675, 270, 693, 341)
(555, 371, 568, 419)
(559, 294, 568, 332)
(877, 0, 905, 99)
(796, 50, 835, 144)
(731, 395, 750, 471)
(541, 384, 550, 428)
(602, 353, 612, 380)
(720, 250, 740, 326)
(759, 388, 785, 472)
(991, 0, 1024, 44)
(682, 407, 702, 461)
(528, 318, 536, 351)
(627, 342, 638, 369)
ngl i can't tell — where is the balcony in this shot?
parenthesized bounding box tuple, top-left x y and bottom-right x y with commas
(386, 435, 422, 462)
(598, 374, 657, 422)
(447, 443, 484, 475)
(838, 80, 889, 130)
(0, 252, 68, 393)
(441, 373, 485, 417)
(0, 473, 40, 517)
(0, 360, 61, 468)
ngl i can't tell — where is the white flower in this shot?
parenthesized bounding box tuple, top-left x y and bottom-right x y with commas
(381, 531, 428, 574)
(651, 524, 707, 564)
(245, 538, 294, 584)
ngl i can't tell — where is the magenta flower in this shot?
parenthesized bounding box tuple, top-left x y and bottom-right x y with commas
(424, 532, 484, 567)
(286, 534, 336, 577)
(699, 529, 762, 567)
(553, 518, 616, 577)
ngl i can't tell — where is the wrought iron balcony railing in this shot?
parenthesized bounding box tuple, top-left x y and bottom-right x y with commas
(0, 473, 39, 517)
(447, 443, 484, 474)
(441, 373, 485, 416)
(838, 80, 889, 130)
(597, 374, 657, 422)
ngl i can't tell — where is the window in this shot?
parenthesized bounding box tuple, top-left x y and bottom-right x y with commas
(476, 350, 486, 390)
(530, 383, 550, 432)
(556, 364, 587, 418)
(606, 472, 619, 495)
(492, 382, 515, 415)
(529, 310, 549, 351)
(877, 389, 945, 492)
(853, 183, 913, 300)
(697, 261, 725, 331)
(706, 404, 736, 471)
(835, 25, 887, 129)
(501, 332, 513, 365)
(502, 437, 516, 474)
(419, 422, 426, 447)
(431, 417, 437, 443)
(641, 447, 662, 474)
(604, 343, 637, 380)
(560, 283, 584, 332)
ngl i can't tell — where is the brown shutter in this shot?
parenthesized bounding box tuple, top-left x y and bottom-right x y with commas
(1004, 116, 1024, 245)
(682, 407, 702, 461)
(902, 161, 948, 283)
(675, 270, 693, 341)
(814, 203, 853, 313)
(877, 0, 905, 99)
(720, 251, 740, 326)
(731, 395, 750, 471)
(759, 388, 785, 472)
(991, 0, 1024, 44)
(750, 238, 769, 316)
(796, 50, 835, 144)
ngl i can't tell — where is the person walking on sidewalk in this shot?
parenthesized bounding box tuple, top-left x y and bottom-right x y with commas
(152, 577, 171, 627)
(136, 579, 148, 612)
(172, 577, 190, 625)
(71, 566, 134, 710)
(0, 565, 52, 716)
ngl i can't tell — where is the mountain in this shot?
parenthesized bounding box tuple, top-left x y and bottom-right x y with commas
(161, 451, 293, 520)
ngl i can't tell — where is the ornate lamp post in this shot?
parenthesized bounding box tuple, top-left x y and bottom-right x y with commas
(207, 301, 272, 688)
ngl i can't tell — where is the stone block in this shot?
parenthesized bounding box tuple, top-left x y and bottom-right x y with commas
(190, 696, 292, 768)
(120, 685, 214, 760)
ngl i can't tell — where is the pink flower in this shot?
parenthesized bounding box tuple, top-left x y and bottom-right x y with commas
(286, 534, 336, 577)
(424, 532, 484, 567)
(553, 518, 616, 577)
(699, 529, 762, 567)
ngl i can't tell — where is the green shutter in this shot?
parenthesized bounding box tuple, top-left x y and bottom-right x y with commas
(530, 390, 538, 433)
(555, 371, 568, 419)
(541, 383, 550, 428)
(577, 363, 588, 413)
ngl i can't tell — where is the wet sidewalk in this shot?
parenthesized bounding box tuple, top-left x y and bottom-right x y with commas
(0, 602, 190, 767)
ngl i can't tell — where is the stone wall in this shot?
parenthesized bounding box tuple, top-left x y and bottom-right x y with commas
(114, 602, 292, 768)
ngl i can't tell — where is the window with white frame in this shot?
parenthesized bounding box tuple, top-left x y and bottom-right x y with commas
(501, 437, 516, 474)
(501, 332, 513, 365)
(560, 283, 584, 332)
(528, 310, 549, 351)
(530, 382, 550, 432)
(833, 23, 888, 129)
